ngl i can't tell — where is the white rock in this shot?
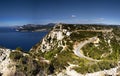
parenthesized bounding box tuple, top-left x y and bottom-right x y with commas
(0, 48, 16, 76)
(66, 32, 71, 36)
(57, 31, 64, 40)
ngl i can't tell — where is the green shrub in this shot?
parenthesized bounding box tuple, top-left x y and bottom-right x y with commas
(16, 47, 23, 51)
(10, 51, 23, 61)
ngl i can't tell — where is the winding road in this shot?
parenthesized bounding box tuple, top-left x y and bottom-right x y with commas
(73, 37, 100, 62)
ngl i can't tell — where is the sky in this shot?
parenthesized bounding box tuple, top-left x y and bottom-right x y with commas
(0, 0, 120, 26)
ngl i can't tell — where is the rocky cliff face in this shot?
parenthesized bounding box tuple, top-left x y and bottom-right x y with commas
(30, 23, 120, 76)
(0, 48, 45, 76)
(0, 23, 120, 76)
(0, 48, 16, 76)
(33, 23, 71, 53)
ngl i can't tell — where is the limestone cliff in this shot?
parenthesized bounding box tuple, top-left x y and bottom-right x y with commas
(31, 23, 120, 76)
(0, 23, 120, 76)
(0, 48, 45, 76)
(0, 48, 15, 76)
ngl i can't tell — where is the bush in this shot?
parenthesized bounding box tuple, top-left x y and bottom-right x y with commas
(20, 56, 28, 64)
(16, 47, 23, 51)
(10, 51, 23, 61)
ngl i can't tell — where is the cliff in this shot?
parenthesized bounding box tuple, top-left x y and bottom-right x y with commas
(30, 23, 120, 76)
(0, 48, 16, 76)
(0, 23, 120, 76)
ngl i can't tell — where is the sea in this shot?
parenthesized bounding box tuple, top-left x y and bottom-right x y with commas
(0, 27, 48, 51)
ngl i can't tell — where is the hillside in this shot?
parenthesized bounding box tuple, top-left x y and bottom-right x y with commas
(0, 23, 120, 76)
(30, 23, 120, 76)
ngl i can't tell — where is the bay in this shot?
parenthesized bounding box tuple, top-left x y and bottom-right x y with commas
(0, 27, 48, 51)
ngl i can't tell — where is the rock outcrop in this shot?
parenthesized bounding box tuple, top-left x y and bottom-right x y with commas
(0, 48, 16, 76)
(0, 23, 120, 76)
(31, 23, 120, 76)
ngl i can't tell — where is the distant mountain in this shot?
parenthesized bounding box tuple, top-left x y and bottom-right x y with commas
(16, 23, 55, 32)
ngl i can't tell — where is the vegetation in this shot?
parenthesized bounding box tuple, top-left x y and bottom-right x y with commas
(16, 47, 23, 51)
(10, 51, 42, 76)
(10, 51, 23, 61)
(74, 60, 117, 74)
(9, 24, 120, 75)
(70, 31, 100, 42)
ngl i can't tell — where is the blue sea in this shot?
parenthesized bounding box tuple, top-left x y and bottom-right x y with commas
(0, 27, 48, 51)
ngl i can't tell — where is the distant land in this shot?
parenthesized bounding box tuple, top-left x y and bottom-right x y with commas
(15, 23, 120, 32)
(15, 23, 55, 32)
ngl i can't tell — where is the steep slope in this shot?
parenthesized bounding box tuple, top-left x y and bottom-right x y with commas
(0, 48, 45, 76)
(0, 48, 16, 76)
(30, 23, 120, 76)
(0, 23, 120, 76)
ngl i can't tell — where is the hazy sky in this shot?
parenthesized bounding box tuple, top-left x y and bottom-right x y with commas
(0, 0, 120, 26)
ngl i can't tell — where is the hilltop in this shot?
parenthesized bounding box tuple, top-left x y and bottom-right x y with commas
(0, 23, 120, 76)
